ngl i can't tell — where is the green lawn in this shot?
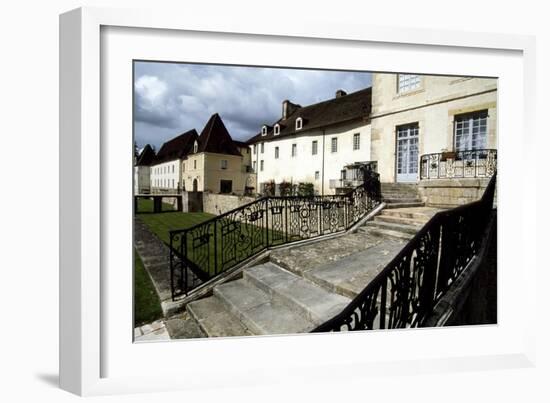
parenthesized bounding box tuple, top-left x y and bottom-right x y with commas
(135, 199, 285, 278)
(134, 249, 163, 327)
(135, 197, 177, 213)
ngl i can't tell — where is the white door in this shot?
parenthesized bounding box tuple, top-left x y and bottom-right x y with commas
(396, 124, 419, 183)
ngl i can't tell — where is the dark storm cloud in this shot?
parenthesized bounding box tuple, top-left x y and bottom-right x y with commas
(133, 62, 372, 149)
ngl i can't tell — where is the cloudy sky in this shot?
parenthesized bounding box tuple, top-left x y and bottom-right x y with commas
(134, 61, 372, 149)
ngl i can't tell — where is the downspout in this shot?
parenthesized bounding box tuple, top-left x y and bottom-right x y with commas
(321, 129, 326, 195)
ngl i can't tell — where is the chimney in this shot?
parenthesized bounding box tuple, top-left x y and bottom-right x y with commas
(282, 100, 300, 120)
(335, 89, 347, 98)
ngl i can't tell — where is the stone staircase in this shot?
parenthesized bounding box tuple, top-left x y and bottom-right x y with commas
(161, 184, 444, 340)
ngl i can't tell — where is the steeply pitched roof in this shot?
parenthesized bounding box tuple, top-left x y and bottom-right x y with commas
(197, 113, 241, 156)
(246, 87, 372, 144)
(136, 144, 155, 166)
(154, 129, 198, 164)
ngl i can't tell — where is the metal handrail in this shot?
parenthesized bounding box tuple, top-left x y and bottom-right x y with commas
(312, 172, 496, 332)
(168, 173, 382, 299)
(419, 148, 497, 179)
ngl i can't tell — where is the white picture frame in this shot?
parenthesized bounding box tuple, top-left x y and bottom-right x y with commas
(60, 6, 537, 396)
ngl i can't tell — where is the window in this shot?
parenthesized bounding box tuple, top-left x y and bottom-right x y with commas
(274, 124, 280, 136)
(331, 137, 338, 153)
(312, 140, 318, 155)
(253, 161, 257, 172)
(220, 159, 228, 170)
(454, 111, 488, 151)
(341, 170, 347, 180)
(220, 180, 233, 194)
(260, 160, 264, 171)
(315, 171, 319, 180)
(296, 118, 303, 130)
(261, 125, 267, 136)
(172, 179, 174, 188)
(398, 74, 421, 93)
(193, 140, 198, 153)
(353, 133, 360, 150)
(291, 143, 297, 157)
(253, 144, 257, 153)
(193, 160, 197, 169)
(261, 142, 264, 153)
(274, 146, 279, 159)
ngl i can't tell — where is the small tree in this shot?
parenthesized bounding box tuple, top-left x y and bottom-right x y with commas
(263, 180, 276, 196)
(297, 182, 315, 197)
(279, 180, 293, 197)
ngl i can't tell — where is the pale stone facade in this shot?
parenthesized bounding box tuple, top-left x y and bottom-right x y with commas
(370, 73, 497, 184)
(150, 159, 182, 192)
(134, 165, 150, 194)
(251, 121, 371, 195)
(182, 151, 247, 194)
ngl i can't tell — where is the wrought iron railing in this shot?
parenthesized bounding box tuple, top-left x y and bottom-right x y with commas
(311, 172, 496, 332)
(169, 173, 382, 299)
(420, 149, 497, 179)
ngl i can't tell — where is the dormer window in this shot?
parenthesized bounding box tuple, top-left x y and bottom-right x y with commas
(274, 124, 280, 136)
(261, 125, 268, 136)
(193, 140, 198, 153)
(295, 118, 303, 131)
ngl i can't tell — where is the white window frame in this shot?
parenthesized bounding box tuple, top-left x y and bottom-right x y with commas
(331, 137, 338, 153)
(193, 140, 198, 153)
(261, 125, 267, 136)
(454, 111, 489, 152)
(312, 140, 318, 155)
(353, 133, 360, 150)
(220, 159, 228, 170)
(274, 124, 280, 136)
(261, 142, 264, 154)
(397, 74, 421, 93)
(295, 117, 303, 130)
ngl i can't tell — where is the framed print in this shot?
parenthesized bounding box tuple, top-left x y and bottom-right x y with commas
(59, 6, 536, 396)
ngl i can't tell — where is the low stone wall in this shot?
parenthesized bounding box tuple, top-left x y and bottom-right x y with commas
(203, 193, 257, 216)
(418, 178, 495, 208)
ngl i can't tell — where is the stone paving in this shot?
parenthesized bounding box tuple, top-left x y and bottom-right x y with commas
(134, 217, 202, 307)
(134, 319, 171, 342)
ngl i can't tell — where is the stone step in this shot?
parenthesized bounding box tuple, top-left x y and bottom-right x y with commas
(164, 313, 206, 339)
(384, 202, 425, 209)
(365, 227, 414, 240)
(380, 183, 418, 189)
(298, 239, 408, 299)
(187, 295, 251, 337)
(382, 197, 422, 203)
(381, 192, 420, 199)
(214, 279, 316, 335)
(374, 214, 428, 227)
(380, 209, 434, 221)
(244, 262, 351, 325)
(362, 220, 421, 235)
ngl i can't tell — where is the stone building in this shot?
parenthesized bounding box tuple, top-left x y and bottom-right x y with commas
(146, 113, 252, 196)
(133, 144, 155, 194)
(246, 88, 372, 195)
(370, 73, 497, 206)
(150, 129, 198, 193)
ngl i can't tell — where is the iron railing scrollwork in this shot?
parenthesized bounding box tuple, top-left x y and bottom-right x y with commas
(169, 172, 382, 299)
(420, 149, 497, 180)
(311, 172, 496, 332)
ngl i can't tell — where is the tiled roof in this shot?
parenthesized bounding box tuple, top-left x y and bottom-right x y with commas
(135, 144, 155, 166)
(153, 129, 198, 164)
(197, 113, 241, 156)
(246, 87, 372, 144)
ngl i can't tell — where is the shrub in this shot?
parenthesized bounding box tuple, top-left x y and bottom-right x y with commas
(297, 182, 315, 197)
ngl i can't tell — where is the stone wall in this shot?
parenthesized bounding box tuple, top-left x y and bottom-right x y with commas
(418, 178, 494, 208)
(203, 192, 257, 215)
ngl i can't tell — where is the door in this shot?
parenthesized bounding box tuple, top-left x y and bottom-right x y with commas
(396, 123, 419, 183)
